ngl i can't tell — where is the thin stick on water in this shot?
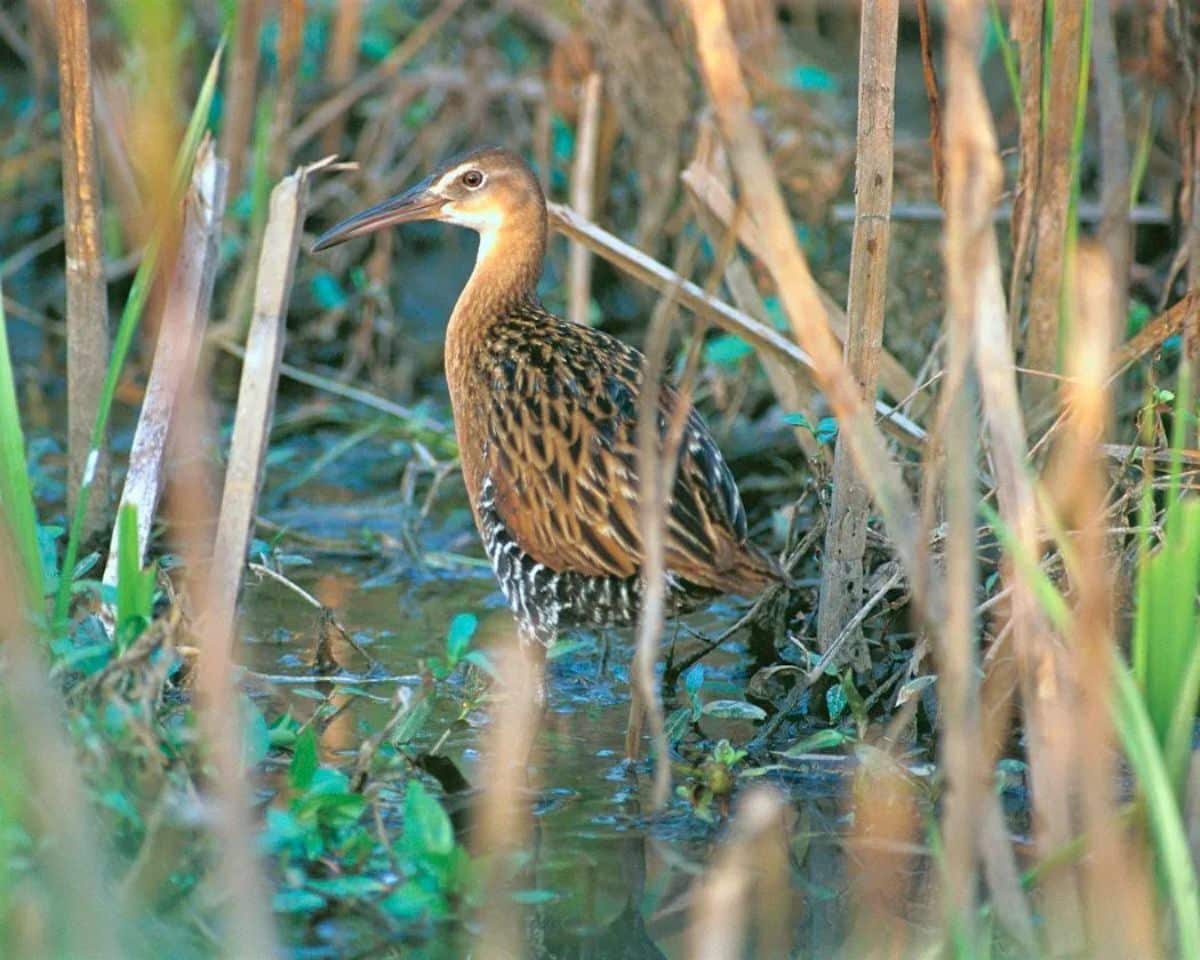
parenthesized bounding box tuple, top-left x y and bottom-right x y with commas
(817, 0, 898, 667)
(55, 0, 111, 541)
(101, 143, 227, 595)
(567, 72, 603, 327)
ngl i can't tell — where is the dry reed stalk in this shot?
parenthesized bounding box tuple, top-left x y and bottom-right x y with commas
(101, 142, 226, 593)
(547, 202, 926, 448)
(817, 0, 899, 667)
(567, 72, 603, 327)
(206, 159, 329, 663)
(268, 0, 306, 183)
(677, 165, 920, 409)
(0, 537, 121, 959)
(55, 0, 110, 541)
(1092, 0, 1131, 322)
(288, 0, 468, 152)
(320, 0, 364, 156)
(942, 0, 1082, 948)
(168, 352, 280, 960)
(1053, 244, 1157, 957)
(1023, 0, 1086, 413)
(626, 266, 701, 806)
(220, 0, 264, 201)
(844, 748, 918, 957)
(188, 164, 332, 960)
(684, 0, 933, 617)
(939, 0, 985, 931)
(685, 787, 791, 960)
(1008, 0, 1044, 334)
(472, 637, 540, 960)
(915, 0, 944, 206)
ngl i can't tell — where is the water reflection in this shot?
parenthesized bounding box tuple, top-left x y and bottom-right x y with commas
(239, 566, 858, 957)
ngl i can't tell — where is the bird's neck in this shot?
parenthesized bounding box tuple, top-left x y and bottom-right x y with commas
(451, 215, 546, 328)
(445, 213, 546, 401)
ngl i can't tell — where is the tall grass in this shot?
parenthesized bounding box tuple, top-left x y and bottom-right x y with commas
(0, 286, 43, 605)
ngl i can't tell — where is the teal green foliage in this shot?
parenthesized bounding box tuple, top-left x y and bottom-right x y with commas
(784, 411, 838, 445)
(267, 729, 472, 924)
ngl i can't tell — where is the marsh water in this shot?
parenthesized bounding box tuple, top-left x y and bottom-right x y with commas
(234, 432, 875, 958)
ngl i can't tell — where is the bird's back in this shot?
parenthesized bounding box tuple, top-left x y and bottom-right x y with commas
(452, 303, 782, 612)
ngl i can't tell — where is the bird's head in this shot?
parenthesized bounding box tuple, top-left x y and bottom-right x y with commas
(312, 146, 545, 253)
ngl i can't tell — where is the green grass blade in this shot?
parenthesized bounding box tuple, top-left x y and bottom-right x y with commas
(979, 501, 1071, 632)
(115, 502, 138, 633)
(987, 0, 1021, 121)
(1112, 654, 1200, 957)
(53, 41, 224, 626)
(0, 283, 44, 605)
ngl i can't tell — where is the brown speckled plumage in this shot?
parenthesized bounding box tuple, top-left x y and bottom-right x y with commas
(314, 146, 782, 645)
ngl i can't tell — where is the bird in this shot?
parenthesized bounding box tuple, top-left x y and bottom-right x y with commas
(313, 146, 784, 649)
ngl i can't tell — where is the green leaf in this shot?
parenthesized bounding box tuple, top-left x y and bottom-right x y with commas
(310, 271, 348, 310)
(815, 417, 838, 445)
(272, 889, 326, 914)
(404, 781, 454, 857)
(825, 684, 847, 723)
(240, 696, 271, 769)
(306, 875, 385, 898)
(777, 729, 849, 757)
(115, 503, 156, 649)
(290, 726, 319, 791)
(712, 739, 746, 768)
(462, 648, 498, 679)
(701, 699, 767, 721)
(704, 333, 753, 368)
(788, 64, 837, 93)
(446, 612, 478, 663)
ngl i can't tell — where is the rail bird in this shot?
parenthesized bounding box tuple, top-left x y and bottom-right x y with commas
(313, 146, 783, 649)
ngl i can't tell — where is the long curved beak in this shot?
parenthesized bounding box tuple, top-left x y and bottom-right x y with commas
(312, 177, 445, 251)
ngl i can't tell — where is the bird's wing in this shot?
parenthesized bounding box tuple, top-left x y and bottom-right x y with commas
(481, 315, 775, 592)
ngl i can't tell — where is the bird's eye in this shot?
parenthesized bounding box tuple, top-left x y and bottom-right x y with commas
(461, 169, 484, 189)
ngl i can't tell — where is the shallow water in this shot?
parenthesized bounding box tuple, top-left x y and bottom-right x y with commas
(237, 531, 863, 958)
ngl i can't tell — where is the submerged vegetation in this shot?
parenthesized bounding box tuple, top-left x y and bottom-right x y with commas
(1, 0, 1200, 957)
